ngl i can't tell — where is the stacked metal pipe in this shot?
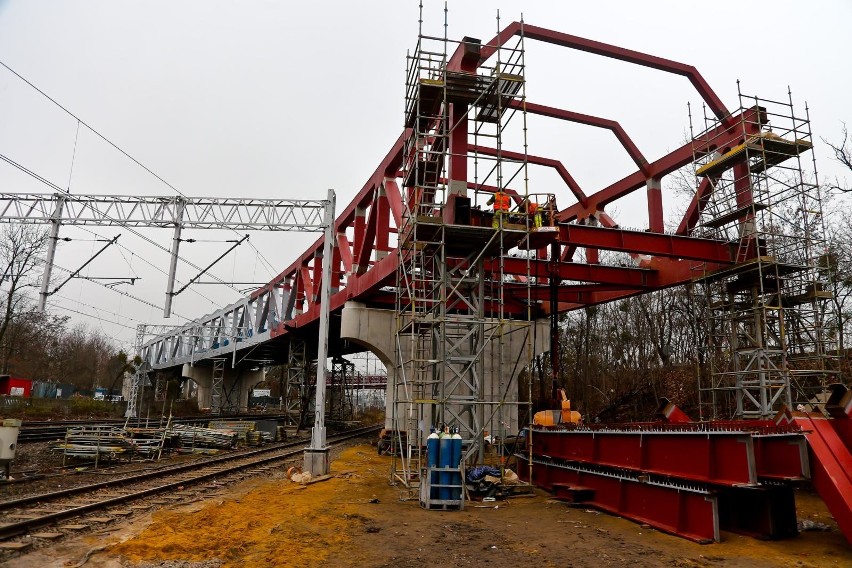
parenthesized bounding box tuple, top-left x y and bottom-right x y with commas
(167, 423, 238, 449)
(49, 426, 136, 460)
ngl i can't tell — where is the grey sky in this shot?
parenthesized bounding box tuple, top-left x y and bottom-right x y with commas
(1, 0, 850, 349)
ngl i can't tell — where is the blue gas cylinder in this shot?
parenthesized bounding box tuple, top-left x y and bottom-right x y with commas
(450, 429, 463, 500)
(426, 429, 439, 499)
(439, 430, 452, 500)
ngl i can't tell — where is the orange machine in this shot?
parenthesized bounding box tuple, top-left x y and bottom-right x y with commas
(533, 388, 582, 426)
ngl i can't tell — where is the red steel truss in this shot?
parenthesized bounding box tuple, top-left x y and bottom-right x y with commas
(140, 20, 849, 547)
(245, 22, 760, 339)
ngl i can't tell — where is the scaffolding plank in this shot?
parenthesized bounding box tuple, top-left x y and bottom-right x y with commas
(696, 134, 813, 178)
(703, 203, 768, 229)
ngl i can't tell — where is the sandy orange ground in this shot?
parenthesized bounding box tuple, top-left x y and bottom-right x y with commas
(4, 445, 850, 568)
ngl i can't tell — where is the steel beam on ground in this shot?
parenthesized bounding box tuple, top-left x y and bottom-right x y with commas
(792, 413, 852, 544)
(531, 427, 757, 486)
(752, 433, 810, 481)
(519, 455, 719, 543)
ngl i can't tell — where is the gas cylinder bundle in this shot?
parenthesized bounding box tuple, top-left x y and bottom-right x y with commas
(426, 425, 463, 501)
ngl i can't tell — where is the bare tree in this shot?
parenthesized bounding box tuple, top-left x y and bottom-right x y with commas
(0, 224, 48, 373)
(823, 123, 852, 192)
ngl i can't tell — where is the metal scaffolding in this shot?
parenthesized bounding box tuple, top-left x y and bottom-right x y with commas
(283, 337, 310, 427)
(329, 356, 355, 421)
(210, 358, 226, 415)
(391, 11, 537, 490)
(689, 87, 838, 419)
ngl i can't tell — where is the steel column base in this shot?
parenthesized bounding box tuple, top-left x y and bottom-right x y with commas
(304, 448, 329, 476)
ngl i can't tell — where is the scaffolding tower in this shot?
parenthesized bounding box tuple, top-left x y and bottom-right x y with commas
(392, 12, 536, 489)
(329, 356, 355, 421)
(689, 87, 838, 419)
(283, 338, 308, 425)
(210, 358, 226, 415)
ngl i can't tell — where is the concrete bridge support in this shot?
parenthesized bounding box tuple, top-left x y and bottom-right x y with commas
(181, 363, 264, 412)
(340, 301, 550, 444)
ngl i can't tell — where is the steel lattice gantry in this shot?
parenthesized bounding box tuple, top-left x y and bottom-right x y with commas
(0, 192, 328, 314)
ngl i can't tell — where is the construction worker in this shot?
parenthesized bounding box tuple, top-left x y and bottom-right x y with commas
(487, 191, 510, 228)
(528, 200, 542, 228)
(545, 195, 558, 226)
(519, 197, 542, 228)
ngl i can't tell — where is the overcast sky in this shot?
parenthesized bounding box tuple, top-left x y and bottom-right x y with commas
(1, 0, 850, 350)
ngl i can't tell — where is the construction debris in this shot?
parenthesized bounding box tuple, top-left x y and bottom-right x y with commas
(167, 424, 239, 449)
(50, 426, 136, 462)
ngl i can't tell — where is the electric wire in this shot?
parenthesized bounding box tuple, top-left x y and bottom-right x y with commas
(0, 149, 242, 294)
(52, 291, 143, 325)
(73, 225, 221, 307)
(47, 300, 139, 332)
(50, 262, 192, 320)
(0, 59, 278, 279)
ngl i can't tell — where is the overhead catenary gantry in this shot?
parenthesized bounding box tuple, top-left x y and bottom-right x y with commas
(0, 192, 328, 314)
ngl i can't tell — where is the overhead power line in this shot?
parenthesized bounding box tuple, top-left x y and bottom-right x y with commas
(0, 58, 285, 300)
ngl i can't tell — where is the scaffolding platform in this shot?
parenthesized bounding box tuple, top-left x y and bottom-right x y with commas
(400, 217, 528, 256)
(692, 256, 805, 283)
(689, 90, 837, 419)
(702, 203, 768, 229)
(405, 71, 524, 129)
(696, 132, 813, 178)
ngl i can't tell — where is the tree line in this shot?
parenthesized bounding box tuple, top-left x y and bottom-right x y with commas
(0, 224, 133, 393)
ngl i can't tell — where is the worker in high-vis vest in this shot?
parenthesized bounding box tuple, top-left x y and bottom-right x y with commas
(528, 201, 542, 228)
(519, 197, 542, 229)
(487, 191, 510, 228)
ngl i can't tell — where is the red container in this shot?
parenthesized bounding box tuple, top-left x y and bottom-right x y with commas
(0, 375, 32, 397)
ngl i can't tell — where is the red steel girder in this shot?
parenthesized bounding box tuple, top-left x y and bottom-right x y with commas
(511, 100, 650, 177)
(457, 22, 729, 120)
(559, 224, 734, 263)
(471, 145, 588, 206)
(246, 22, 749, 340)
(505, 283, 633, 304)
(793, 413, 852, 544)
(518, 455, 719, 543)
(752, 434, 810, 481)
(561, 107, 763, 222)
(488, 257, 658, 287)
(509, 284, 637, 304)
(531, 427, 757, 486)
(676, 177, 714, 235)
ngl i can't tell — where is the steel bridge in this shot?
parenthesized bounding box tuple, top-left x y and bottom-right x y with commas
(139, 23, 746, 372)
(5, 17, 848, 542)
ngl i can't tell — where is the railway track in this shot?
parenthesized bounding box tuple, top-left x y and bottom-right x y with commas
(17, 414, 294, 442)
(0, 424, 380, 548)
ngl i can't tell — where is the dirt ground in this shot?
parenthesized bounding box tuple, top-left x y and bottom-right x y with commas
(3, 444, 850, 568)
